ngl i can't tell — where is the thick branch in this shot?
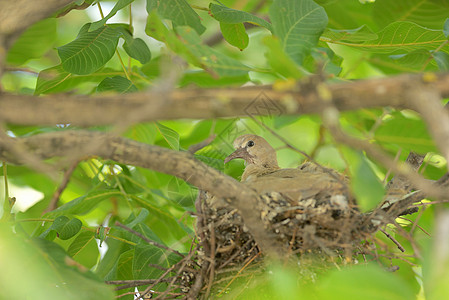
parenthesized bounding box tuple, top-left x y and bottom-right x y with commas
(2, 73, 449, 126)
(0, 0, 73, 47)
(0, 130, 283, 255)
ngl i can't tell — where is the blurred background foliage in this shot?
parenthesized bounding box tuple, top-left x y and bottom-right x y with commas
(1, 0, 449, 299)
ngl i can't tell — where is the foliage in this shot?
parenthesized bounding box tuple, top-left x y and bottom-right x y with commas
(2, 0, 449, 299)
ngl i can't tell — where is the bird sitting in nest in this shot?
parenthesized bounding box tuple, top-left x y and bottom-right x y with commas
(201, 134, 356, 259)
(224, 134, 350, 209)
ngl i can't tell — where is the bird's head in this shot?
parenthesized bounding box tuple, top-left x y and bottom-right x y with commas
(224, 134, 279, 170)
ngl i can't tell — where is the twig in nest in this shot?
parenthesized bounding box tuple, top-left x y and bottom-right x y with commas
(379, 228, 405, 252)
(216, 251, 261, 297)
(115, 222, 185, 258)
(205, 222, 216, 299)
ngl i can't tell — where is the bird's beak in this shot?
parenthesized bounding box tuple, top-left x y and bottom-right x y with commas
(224, 147, 249, 164)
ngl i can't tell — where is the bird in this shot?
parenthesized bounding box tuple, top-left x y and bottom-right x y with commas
(224, 134, 349, 207)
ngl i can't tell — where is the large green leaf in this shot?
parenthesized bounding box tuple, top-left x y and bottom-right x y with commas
(209, 3, 273, 32)
(175, 26, 251, 77)
(219, 22, 249, 50)
(375, 113, 436, 154)
(317, 264, 416, 300)
(97, 76, 138, 93)
(372, 0, 449, 30)
(155, 122, 180, 150)
(269, 0, 328, 65)
(321, 25, 378, 43)
(45, 190, 124, 218)
(67, 231, 99, 268)
(57, 24, 121, 75)
(35, 65, 123, 95)
(7, 19, 57, 65)
(337, 22, 448, 54)
(0, 225, 115, 300)
(133, 244, 181, 279)
(90, 0, 134, 31)
(152, 0, 206, 35)
(342, 149, 385, 212)
(263, 36, 304, 78)
(40, 216, 83, 240)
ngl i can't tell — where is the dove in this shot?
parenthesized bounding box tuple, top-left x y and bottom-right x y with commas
(224, 134, 348, 206)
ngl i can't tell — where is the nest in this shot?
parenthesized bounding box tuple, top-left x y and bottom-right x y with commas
(117, 163, 424, 299)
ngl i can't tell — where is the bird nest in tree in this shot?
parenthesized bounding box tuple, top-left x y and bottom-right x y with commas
(120, 136, 424, 299)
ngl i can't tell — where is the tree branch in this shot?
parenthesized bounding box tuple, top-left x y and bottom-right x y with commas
(2, 73, 449, 126)
(0, 130, 284, 256)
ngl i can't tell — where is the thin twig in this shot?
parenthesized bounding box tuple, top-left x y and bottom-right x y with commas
(379, 228, 405, 252)
(115, 222, 185, 258)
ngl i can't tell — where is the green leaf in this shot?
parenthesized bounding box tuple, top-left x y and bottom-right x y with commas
(126, 208, 149, 228)
(219, 22, 249, 50)
(0, 225, 115, 300)
(434, 51, 449, 71)
(90, 0, 134, 31)
(444, 18, 449, 37)
(7, 19, 57, 65)
(133, 244, 181, 279)
(157, 0, 206, 35)
(346, 22, 448, 54)
(145, 12, 203, 67)
(318, 264, 416, 300)
(124, 123, 157, 144)
(45, 190, 123, 218)
(35, 65, 123, 95)
(40, 216, 82, 240)
(123, 37, 152, 64)
(375, 112, 436, 154)
(343, 150, 384, 212)
(57, 23, 121, 75)
(209, 3, 273, 32)
(155, 122, 180, 150)
(178, 26, 251, 77)
(263, 36, 303, 78)
(372, 0, 449, 30)
(269, 0, 328, 65)
(67, 230, 96, 258)
(321, 25, 378, 43)
(97, 76, 138, 93)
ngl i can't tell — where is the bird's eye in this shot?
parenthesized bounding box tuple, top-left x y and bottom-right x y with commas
(247, 140, 255, 147)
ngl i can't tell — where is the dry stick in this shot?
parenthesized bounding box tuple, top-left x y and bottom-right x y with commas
(379, 228, 405, 253)
(115, 222, 185, 258)
(205, 222, 216, 299)
(216, 252, 261, 297)
(153, 251, 196, 300)
(106, 278, 174, 291)
(188, 134, 217, 154)
(398, 215, 431, 237)
(44, 158, 81, 213)
(4, 73, 449, 127)
(323, 107, 448, 201)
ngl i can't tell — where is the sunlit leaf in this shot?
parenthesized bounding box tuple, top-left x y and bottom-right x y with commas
(342, 22, 448, 54)
(269, 0, 328, 65)
(90, 0, 134, 31)
(219, 22, 249, 50)
(209, 3, 273, 32)
(372, 0, 449, 30)
(97, 76, 138, 93)
(375, 112, 437, 153)
(154, 0, 205, 35)
(35, 65, 123, 95)
(58, 24, 121, 75)
(7, 19, 57, 65)
(155, 122, 180, 150)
